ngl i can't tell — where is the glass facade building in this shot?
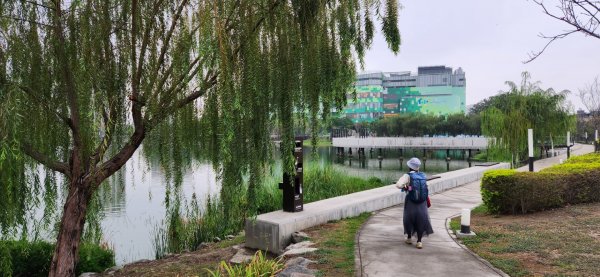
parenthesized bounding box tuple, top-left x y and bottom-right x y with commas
(343, 66, 466, 123)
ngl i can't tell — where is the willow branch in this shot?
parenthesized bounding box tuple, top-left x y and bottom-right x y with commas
(0, 15, 55, 28)
(16, 85, 73, 129)
(21, 142, 69, 175)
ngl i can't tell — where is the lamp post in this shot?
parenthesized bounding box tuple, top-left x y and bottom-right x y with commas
(567, 131, 571, 159)
(528, 129, 534, 172)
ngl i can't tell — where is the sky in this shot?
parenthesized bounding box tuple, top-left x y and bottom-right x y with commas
(362, 0, 600, 111)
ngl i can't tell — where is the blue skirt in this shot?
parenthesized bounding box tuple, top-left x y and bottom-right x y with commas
(403, 196, 434, 236)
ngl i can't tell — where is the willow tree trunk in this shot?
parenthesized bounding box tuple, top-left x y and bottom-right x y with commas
(48, 177, 93, 277)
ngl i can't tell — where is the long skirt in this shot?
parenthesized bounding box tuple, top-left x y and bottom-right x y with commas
(403, 197, 434, 237)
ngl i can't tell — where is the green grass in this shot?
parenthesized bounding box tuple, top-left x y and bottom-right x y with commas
(452, 203, 600, 276)
(254, 163, 390, 214)
(303, 138, 332, 147)
(306, 213, 371, 276)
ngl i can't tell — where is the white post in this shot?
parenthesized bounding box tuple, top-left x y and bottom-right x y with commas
(460, 208, 471, 234)
(528, 129, 534, 171)
(596, 130, 598, 141)
(567, 131, 571, 158)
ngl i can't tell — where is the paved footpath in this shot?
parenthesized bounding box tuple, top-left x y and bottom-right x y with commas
(357, 144, 595, 277)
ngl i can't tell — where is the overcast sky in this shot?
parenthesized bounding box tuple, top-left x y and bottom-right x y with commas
(362, 0, 600, 111)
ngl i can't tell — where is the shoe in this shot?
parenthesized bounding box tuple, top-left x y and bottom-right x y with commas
(416, 242, 423, 249)
(405, 238, 412, 244)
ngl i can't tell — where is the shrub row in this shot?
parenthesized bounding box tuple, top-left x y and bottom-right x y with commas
(481, 153, 600, 214)
(0, 240, 115, 277)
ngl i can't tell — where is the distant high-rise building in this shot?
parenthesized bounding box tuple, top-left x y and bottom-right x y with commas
(343, 66, 466, 123)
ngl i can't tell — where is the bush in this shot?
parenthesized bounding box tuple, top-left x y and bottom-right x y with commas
(481, 153, 600, 214)
(0, 240, 115, 277)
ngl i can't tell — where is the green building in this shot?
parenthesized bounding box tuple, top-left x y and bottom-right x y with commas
(343, 66, 466, 123)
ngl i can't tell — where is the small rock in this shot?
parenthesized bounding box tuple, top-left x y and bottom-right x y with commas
(103, 265, 124, 275)
(196, 242, 210, 250)
(281, 247, 318, 257)
(226, 235, 235, 240)
(291, 231, 310, 243)
(78, 273, 98, 277)
(276, 264, 317, 277)
(132, 259, 150, 264)
(285, 257, 315, 268)
(285, 241, 315, 251)
(213, 237, 221, 242)
(232, 244, 244, 250)
(289, 273, 315, 277)
(229, 248, 254, 264)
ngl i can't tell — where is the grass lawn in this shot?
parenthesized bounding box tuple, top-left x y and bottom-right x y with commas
(303, 213, 371, 277)
(451, 203, 600, 277)
(303, 138, 332, 147)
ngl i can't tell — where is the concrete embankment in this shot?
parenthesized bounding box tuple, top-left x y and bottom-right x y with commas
(245, 162, 510, 253)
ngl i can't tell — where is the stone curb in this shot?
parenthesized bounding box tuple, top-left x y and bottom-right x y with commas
(445, 213, 509, 277)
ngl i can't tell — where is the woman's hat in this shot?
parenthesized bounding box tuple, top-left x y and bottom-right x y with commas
(407, 157, 421, 170)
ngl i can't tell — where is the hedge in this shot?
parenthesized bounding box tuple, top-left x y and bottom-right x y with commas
(0, 240, 115, 277)
(481, 153, 600, 214)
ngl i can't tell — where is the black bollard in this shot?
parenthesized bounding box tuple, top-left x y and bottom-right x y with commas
(446, 156, 451, 171)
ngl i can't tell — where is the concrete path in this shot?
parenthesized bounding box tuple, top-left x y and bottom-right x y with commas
(356, 144, 595, 277)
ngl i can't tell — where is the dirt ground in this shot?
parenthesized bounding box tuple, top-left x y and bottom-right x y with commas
(97, 243, 237, 276)
(460, 203, 600, 277)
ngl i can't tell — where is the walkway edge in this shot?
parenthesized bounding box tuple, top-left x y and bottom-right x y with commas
(445, 214, 509, 277)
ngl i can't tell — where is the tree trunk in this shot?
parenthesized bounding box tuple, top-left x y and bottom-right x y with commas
(48, 177, 93, 277)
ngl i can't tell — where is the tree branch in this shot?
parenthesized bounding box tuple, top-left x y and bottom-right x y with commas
(52, 0, 83, 172)
(527, 0, 600, 63)
(524, 29, 580, 63)
(0, 15, 55, 28)
(16, 85, 74, 130)
(21, 141, 69, 175)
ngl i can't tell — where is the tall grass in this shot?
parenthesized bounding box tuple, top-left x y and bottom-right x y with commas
(254, 163, 389, 214)
(153, 163, 390, 258)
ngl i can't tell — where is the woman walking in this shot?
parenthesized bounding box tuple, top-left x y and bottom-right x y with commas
(396, 157, 434, 249)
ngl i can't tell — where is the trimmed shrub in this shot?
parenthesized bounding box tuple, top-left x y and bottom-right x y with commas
(0, 240, 115, 277)
(481, 153, 600, 214)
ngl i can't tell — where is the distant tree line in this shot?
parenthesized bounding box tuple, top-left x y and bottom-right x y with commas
(367, 113, 482, 137)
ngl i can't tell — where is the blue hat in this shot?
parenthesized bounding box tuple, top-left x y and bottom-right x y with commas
(407, 157, 421, 170)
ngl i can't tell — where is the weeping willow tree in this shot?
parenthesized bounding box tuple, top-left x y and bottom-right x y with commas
(481, 72, 574, 167)
(0, 0, 401, 276)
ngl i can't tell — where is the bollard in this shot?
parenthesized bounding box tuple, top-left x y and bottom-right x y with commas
(446, 156, 451, 172)
(455, 208, 477, 238)
(460, 208, 471, 234)
(528, 129, 534, 172)
(378, 155, 383, 169)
